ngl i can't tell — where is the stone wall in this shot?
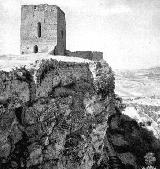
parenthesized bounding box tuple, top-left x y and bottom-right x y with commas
(20, 4, 66, 55)
(92, 51, 103, 61)
(65, 50, 103, 61)
(57, 7, 66, 55)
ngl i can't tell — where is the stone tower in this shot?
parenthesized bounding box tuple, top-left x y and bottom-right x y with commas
(20, 4, 66, 55)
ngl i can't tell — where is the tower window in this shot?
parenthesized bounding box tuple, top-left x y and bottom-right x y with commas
(61, 30, 64, 39)
(34, 6, 38, 10)
(37, 22, 41, 38)
(34, 45, 38, 53)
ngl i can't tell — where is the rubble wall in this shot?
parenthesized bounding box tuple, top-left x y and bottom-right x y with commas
(65, 50, 103, 61)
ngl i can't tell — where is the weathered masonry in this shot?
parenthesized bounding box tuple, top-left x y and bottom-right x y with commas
(20, 4, 66, 55)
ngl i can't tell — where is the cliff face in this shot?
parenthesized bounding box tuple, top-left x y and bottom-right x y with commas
(0, 55, 116, 169)
(1, 55, 159, 169)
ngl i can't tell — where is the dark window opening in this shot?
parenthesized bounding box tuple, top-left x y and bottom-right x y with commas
(34, 45, 38, 53)
(37, 22, 41, 37)
(34, 6, 38, 10)
(61, 30, 64, 39)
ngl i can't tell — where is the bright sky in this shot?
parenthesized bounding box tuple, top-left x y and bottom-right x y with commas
(0, 0, 160, 69)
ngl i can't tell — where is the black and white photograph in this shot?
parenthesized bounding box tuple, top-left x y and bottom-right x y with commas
(0, 0, 160, 169)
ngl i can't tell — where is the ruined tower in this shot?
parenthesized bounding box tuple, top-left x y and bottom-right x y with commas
(20, 4, 66, 55)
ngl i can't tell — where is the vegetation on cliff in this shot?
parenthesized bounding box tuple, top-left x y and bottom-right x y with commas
(0, 57, 159, 169)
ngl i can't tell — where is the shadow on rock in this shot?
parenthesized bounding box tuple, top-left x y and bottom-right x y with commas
(107, 113, 160, 169)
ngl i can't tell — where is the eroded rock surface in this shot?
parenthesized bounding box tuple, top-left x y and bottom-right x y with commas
(0, 57, 115, 169)
(1, 56, 159, 169)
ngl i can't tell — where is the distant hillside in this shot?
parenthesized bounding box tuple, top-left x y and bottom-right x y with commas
(115, 67, 160, 98)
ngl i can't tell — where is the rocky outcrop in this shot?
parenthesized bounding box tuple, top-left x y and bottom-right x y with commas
(107, 112, 160, 169)
(0, 55, 115, 169)
(1, 55, 159, 169)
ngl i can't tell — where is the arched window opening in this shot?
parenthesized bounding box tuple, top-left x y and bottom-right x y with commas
(34, 45, 38, 53)
(37, 22, 41, 38)
(34, 6, 38, 10)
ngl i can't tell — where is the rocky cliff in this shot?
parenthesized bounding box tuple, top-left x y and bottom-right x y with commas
(0, 55, 159, 169)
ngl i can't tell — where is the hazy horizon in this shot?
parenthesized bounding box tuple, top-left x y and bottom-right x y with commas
(0, 0, 160, 70)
